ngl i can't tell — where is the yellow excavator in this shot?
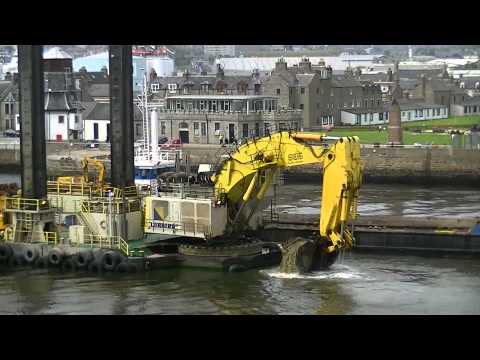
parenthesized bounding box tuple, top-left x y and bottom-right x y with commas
(211, 131, 362, 272)
(57, 156, 105, 188)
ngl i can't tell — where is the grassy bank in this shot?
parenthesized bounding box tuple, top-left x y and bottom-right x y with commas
(326, 128, 452, 145)
(401, 115, 480, 129)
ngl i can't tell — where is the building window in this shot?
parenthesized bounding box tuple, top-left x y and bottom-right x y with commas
(214, 122, 220, 132)
(276, 88, 280, 95)
(301, 87, 305, 94)
(211, 100, 217, 112)
(376, 100, 380, 106)
(474, 106, 477, 113)
(168, 84, 177, 93)
(385, 112, 389, 120)
(201, 122, 207, 136)
(201, 84, 209, 93)
(200, 101, 205, 111)
(344, 102, 348, 108)
(242, 123, 249, 138)
(75, 115, 79, 123)
(379, 113, 383, 121)
(183, 87, 189, 95)
(5, 104, 10, 115)
(194, 122, 199, 136)
(356, 114, 361, 125)
(364, 100, 368, 108)
(161, 121, 166, 135)
(255, 123, 260, 137)
(322, 116, 328, 126)
(151, 83, 160, 93)
(58, 116, 64, 124)
(224, 101, 230, 111)
(369, 113, 373, 122)
(300, 104, 304, 110)
(464, 106, 468, 114)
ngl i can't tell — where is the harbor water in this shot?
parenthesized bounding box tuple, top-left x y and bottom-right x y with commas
(1, 173, 479, 314)
(1, 253, 479, 314)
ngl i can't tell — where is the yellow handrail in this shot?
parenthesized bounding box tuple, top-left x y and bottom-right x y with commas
(5, 197, 50, 212)
(72, 234, 129, 256)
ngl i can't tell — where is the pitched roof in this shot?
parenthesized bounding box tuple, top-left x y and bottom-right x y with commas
(296, 73, 316, 87)
(331, 75, 362, 88)
(83, 101, 143, 121)
(88, 84, 109, 98)
(45, 92, 73, 111)
(0, 81, 13, 101)
(75, 71, 108, 83)
(84, 102, 109, 120)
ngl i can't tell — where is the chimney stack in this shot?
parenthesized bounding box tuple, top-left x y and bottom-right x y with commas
(388, 99, 402, 145)
(275, 58, 288, 72)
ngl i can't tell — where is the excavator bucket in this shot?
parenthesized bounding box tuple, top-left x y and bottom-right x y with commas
(279, 237, 338, 274)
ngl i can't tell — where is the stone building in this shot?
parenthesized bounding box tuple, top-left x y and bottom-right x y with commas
(262, 57, 383, 130)
(0, 74, 19, 133)
(157, 94, 302, 144)
(148, 64, 264, 102)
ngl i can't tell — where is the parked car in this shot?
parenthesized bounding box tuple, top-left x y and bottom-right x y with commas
(3, 129, 19, 137)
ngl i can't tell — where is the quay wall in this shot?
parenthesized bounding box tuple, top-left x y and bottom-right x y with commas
(1, 143, 480, 186)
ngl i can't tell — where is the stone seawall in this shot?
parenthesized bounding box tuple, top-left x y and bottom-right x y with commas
(1, 143, 479, 186)
(284, 147, 480, 187)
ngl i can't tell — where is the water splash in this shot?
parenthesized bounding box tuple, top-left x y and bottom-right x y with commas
(261, 264, 370, 280)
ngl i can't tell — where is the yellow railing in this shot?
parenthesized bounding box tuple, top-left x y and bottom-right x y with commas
(47, 181, 138, 199)
(5, 197, 50, 212)
(47, 181, 94, 197)
(72, 234, 129, 256)
(81, 198, 141, 214)
(3, 228, 58, 245)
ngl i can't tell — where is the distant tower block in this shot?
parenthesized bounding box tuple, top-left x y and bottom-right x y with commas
(388, 99, 402, 145)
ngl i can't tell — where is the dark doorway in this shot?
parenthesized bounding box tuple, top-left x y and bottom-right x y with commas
(93, 123, 99, 140)
(179, 130, 189, 144)
(228, 124, 235, 143)
(106, 124, 110, 142)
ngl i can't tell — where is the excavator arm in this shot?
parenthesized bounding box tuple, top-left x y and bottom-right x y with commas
(211, 131, 362, 269)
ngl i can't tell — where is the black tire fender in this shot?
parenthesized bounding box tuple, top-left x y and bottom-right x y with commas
(23, 245, 40, 264)
(88, 260, 103, 274)
(73, 250, 93, 269)
(0, 244, 13, 262)
(61, 257, 77, 272)
(34, 256, 49, 269)
(8, 254, 24, 267)
(48, 248, 64, 266)
(115, 261, 129, 273)
(102, 250, 121, 271)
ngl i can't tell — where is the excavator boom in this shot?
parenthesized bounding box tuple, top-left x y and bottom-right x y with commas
(211, 131, 362, 271)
